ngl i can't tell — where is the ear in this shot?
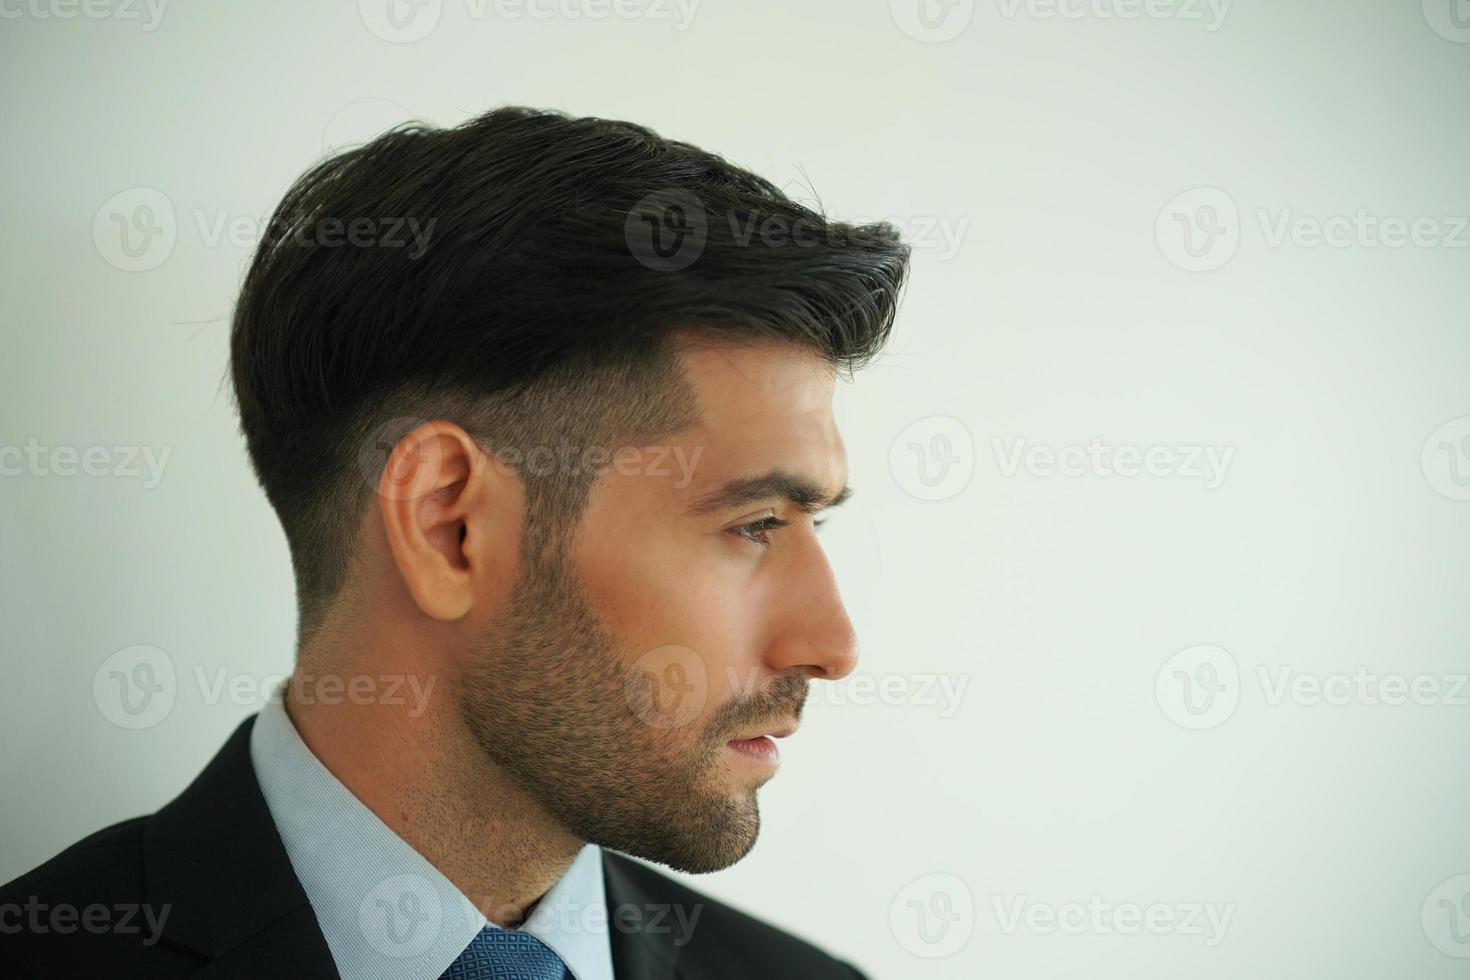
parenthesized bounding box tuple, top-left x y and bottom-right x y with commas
(376, 421, 506, 622)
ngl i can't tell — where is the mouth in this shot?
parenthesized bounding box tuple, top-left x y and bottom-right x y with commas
(723, 720, 798, 768)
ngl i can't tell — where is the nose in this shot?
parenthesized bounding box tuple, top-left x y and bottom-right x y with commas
(763, 537, 859, 682)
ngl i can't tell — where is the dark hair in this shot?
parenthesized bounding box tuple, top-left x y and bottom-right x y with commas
(229, 105, 910, 648)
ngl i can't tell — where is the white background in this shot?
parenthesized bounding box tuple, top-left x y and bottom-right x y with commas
(2, 1, 1469, 976)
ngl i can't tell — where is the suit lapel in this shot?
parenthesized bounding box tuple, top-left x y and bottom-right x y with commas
(601, 851, 687, 980)
(142, 715, 340, 979)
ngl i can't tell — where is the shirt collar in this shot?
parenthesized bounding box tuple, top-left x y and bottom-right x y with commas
(248, 690, 614, 980)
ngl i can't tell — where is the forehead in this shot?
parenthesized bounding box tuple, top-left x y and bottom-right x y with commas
(573, 337, 852, 543)
(674, 337, 839, 438)
(665, 338, 847, 507)
(592, 337, 848, 519)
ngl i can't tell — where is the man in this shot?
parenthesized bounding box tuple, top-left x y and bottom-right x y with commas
(2, 105, 910, 978)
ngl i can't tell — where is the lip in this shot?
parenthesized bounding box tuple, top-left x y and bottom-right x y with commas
(725, 734, 781, 767)
(728, 720, 799, 742)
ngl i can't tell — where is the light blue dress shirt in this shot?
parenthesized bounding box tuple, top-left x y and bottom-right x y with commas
(248, 691, 614, 980)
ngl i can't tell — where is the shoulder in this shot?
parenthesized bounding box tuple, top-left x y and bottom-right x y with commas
(0, 816, 200, 977)
(1, 815, 150, 905)
(602, 851, 869, 979)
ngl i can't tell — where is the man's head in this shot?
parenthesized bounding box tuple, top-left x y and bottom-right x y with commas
(229, 106, 909, 872)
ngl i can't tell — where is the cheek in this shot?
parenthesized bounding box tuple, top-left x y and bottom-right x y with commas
(575, 532, 758, 713)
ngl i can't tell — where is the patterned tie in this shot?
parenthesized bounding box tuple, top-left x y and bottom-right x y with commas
(439, 926, 570, 980)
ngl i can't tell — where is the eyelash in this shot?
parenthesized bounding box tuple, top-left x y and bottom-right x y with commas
(730, 515, 826, 548)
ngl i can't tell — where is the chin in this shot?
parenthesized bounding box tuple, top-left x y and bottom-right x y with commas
(602, 791, 762, 875)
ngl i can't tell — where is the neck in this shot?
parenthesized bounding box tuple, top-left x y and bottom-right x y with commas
(282, 650, 583, 927)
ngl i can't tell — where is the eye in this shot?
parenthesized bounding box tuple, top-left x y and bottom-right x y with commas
(729, 515, 791, 548)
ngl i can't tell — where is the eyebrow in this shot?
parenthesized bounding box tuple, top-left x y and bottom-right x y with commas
(685, 470, 853, 518)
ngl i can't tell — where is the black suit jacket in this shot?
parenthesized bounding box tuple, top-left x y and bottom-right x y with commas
(1, 716, 868, 979)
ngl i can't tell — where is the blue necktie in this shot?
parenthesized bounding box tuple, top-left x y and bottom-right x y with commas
(439, 926, 570, 980)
